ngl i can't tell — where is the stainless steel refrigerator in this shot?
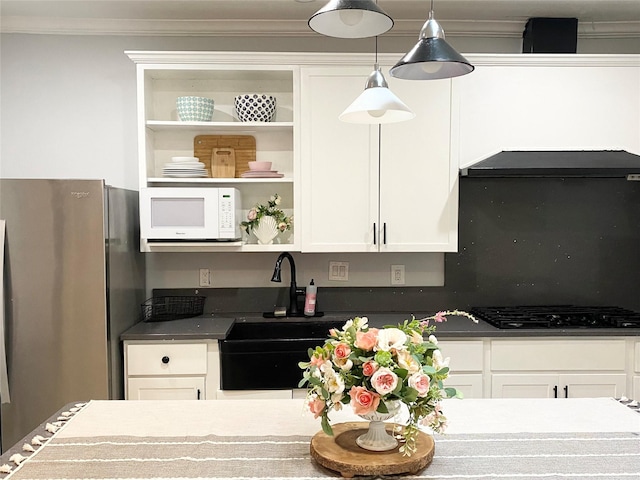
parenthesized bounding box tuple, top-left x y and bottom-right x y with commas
(0, 179, 145, 452)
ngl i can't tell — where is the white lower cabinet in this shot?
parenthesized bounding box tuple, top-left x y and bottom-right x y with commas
(124, 340, 220, 400)
(128, 377, 206, 400)
(439, 340, 484, 398)
(634, 341, 640, 399)
(492, 373, 627, 398)
(490, 339, 628, 399)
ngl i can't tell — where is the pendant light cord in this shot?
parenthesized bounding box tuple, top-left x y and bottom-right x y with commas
(375, 35, 378, 66)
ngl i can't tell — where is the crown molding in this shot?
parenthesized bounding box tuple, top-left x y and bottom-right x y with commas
(125, 51, 640, 68)
(2, 16, 640, 39)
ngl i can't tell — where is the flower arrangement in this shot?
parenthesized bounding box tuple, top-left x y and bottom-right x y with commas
(299, 310, 477, 456)
(240, 193, 293, 235)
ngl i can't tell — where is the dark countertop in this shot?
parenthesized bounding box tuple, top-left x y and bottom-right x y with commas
(120, 314, 235, 340)
(120, 312, 640, 341)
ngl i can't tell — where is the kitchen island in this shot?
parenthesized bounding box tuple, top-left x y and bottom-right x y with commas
(1, 398, 638, 479)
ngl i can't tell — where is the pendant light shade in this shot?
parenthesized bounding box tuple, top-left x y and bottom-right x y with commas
(390, 10, 474, 80)
(308, 0, 393, 38)
(339, 65, 415, 124)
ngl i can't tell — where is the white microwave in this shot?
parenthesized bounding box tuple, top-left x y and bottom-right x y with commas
(140, 187, 241, 241)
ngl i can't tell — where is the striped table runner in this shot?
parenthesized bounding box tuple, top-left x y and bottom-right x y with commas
(1, 399, 639, 479)
(3, 431, 640, 479)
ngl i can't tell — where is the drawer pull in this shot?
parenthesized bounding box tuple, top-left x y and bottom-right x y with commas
(161, 356, 170, 364)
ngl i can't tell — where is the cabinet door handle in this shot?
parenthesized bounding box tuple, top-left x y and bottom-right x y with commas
(564, 385, 569, 398)
(197, 389, 201, 400)
(383, 223, 387, 244)
(373, 223, 377, 245)
(553, 385, 558, 398)
(161, 356, 170, 364)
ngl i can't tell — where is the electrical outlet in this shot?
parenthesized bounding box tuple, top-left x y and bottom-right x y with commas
(199, 268, 211, 287)
(328, 261, 349, 281)
(391, 264, 405, 285)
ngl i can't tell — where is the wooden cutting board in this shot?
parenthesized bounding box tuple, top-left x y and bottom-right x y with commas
(211, 147, 236, 178)
(193, 135, 256, 178)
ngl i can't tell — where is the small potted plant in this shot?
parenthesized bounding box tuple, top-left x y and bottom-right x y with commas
(241, 193, 292, 245)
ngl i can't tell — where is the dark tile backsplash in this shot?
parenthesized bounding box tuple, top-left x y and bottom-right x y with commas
(157, 177, 640, 315)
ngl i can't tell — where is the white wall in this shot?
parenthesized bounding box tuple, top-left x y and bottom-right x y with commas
(1, 33, 637, 292)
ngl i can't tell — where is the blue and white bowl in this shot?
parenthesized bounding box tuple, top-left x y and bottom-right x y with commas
(176, 96, 214, 122)
(234, 94, 276, 122)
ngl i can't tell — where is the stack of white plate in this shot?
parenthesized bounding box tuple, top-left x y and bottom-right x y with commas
(163, 157, 208, 178)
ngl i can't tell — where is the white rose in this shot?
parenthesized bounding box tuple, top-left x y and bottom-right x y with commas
(432, 350, 450, 370)
(323, 369, 345, 394)
(376, 328, 407, 351)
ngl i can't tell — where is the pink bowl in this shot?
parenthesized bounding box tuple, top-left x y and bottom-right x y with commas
(248, 161, 272, 171)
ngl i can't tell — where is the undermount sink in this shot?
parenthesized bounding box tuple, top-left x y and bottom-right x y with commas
(225, 318, 348, 341)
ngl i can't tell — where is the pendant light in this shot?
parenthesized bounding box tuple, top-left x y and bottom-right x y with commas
(390, 0, 474, 80)
(308, 0, 393, 38)
(339, 37, 415, 124)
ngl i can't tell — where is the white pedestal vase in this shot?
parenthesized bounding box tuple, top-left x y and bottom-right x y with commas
(253, 216, 279, 245)
(356, 400, 401, 452)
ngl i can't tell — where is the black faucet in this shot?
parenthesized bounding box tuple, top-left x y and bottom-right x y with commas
(271, 252, 305, 316)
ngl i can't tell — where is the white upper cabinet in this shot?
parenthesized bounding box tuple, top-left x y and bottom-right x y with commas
(453, 54, 640, 169)
(300, 61, 458, 253)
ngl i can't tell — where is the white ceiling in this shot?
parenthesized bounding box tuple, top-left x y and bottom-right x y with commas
(1, 0, 639, 37)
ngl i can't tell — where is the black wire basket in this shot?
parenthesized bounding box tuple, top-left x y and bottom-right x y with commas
(141, 296, 205, 322)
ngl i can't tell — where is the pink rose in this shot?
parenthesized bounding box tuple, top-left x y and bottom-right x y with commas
(329, 329, 339, 338)
(408, 372, 431, 397)
(247, 208, 257, 221)
(370, 367, 399, 395)
(349, 386, 380, 415)
(308, 397, 326, 419)
(362, 360, 379, 377)
(355, 328, 379, 351)
(334, 343, 351, 359)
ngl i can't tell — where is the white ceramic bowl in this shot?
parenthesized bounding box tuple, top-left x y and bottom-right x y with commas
(176, 96, 214, 122)
(234, 94, 276, 122)
(248, 161, 272, 171)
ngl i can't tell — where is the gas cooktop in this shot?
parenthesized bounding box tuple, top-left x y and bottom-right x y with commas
(470, 305, 640, 329)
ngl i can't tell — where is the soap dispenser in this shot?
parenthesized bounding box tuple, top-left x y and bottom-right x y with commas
(304, 279, 317, 316)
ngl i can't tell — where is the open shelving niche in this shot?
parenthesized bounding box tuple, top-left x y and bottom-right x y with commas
(130, 54, 300, 253)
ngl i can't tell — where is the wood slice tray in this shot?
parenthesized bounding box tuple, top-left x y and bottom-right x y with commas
(193, 135, 256, 178)
(310, 422, 435, 478)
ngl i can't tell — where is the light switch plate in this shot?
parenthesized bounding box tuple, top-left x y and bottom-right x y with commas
(329, 261, 349, 281)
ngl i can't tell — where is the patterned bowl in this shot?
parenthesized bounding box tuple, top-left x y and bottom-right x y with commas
(234, 94, 277, 122)
(176, 96, 214, 122)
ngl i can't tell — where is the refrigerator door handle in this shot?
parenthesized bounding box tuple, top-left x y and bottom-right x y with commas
(0, 220, 10, 403)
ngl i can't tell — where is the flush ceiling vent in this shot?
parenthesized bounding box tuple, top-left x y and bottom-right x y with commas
(522, 17, 578, 53)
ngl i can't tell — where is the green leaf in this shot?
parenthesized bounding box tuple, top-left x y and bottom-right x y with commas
(377, 402, 389, 414)
(394, 368, 408, 379)
(298, 378, 308, 388)
(422, 365, 436, 374)
(403, 387, 419, 403)
(298, 361, 310, 369)
(437, 367, 450, 376)
(444, 387, 457, 398)
(320, 387, 330, 400)
(308, 376, 322, 387)
(321, 416, 334, 436)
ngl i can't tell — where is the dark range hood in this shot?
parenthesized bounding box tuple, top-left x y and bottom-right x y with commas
(460, 150, 640, 178)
